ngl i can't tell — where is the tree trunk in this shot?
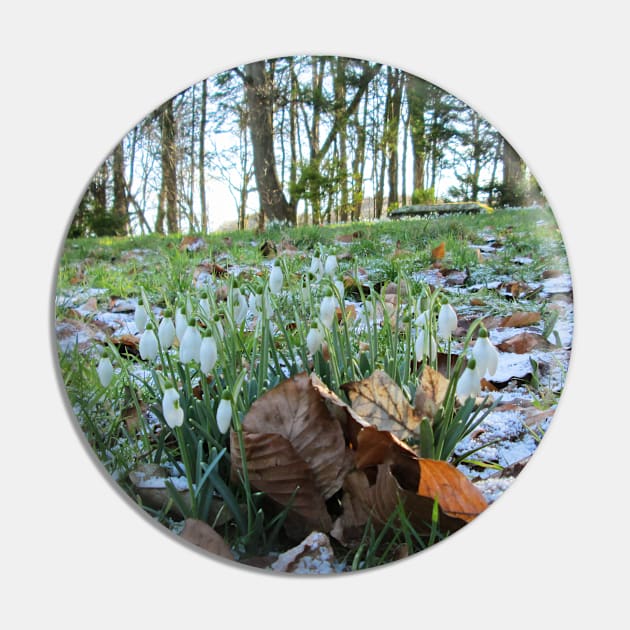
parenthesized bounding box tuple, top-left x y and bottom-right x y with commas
(406, 74, 429, 199)
(243, 60, 294, 225)
(386, 68, 402, 209)
(156, 99, 178, 233)
(199, 79, 208, 233)
(501, 137, 526, 207)
(112, 140, 128, 235)
(334, 57, 349, 222)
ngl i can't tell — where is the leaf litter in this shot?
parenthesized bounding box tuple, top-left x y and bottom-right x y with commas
(55, 210, 573, 572)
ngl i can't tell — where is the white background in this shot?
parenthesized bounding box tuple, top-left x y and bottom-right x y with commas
(2, 1, 628, 627)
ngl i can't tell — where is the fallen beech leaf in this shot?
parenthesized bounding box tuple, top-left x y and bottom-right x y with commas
(259, 240, 277, 257)
(181, 519, 234, 561)
(193, 261, 228, 282)
(342, 370, 420, 441)
(230, 373, 353, 534)
(270, 531, 338, 574)
(111, 333, 140, 357)
(499, 311, 541, 328)
(497, 332, 554, 353)
(414, 366, 449, 420)
(431, 241, 446, 261)
(470, 297, 486, 306)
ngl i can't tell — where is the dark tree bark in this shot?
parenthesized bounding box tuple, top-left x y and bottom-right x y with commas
(199, 79, 208, 233)
(501, 138, 526, 207)
(112, 140, 128, 235)
(385, 67, 402, 209)
(406, 74, 429, 198)
(155, 99, 178, 233)
(334, 57, 349, 222)
(243, 60, 294, 225)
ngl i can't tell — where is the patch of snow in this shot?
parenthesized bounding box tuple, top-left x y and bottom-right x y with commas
(541, 273, 572, 295)
(474, 477, 514, 503)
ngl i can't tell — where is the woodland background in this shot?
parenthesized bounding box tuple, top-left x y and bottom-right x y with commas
(72, 55, 545, 238)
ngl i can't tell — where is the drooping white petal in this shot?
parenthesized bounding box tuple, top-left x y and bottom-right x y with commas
(175, 308, 188, 341)
(139, 327, 159, 361)
(306, 325, 323, 354)
(158, 316, 176, 349)
(310, 255, 324, 281)
(324, 254, 338, 277)
(97, 356, 113, 387)
(179, 325, 201, 364)
(199, 296, 211, 320)
(233, 290, 248, 325)
(414, 328, 437, 363)
(134, 304, 148, 333)
(162, 387, 184, 428)
(269, 263, 283, 295)
(456, 365, 481, 403)
(319, 294, 337, 329)
(473, 335, 499, 377)
(216, 398, 232, 434)
(200, 335, 218, 375)
(438, 303, 458, 339)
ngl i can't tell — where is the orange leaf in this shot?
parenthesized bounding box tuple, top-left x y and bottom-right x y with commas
(181, 519, 234, 561)
(414, 365, 449, 420)
(500, 311, 541, 328)
(431, 241, 446, 261)
(497, 332, 554, 354)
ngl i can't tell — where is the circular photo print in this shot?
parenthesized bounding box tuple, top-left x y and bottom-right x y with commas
(54, 55, 572, 574)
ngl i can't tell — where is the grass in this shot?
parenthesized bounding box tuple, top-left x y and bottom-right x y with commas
(55, 206, 570, 570)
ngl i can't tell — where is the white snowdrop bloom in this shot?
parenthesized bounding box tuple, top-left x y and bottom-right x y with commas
(269, 260, 284, 295)
(200, 333, 218, 376)
(175, 307, 188, 341)
(179, 321, 201, 364)
(199, 292, 211, 320)
(310, 253, 324, 281)
(232, 288, 248, 325)
(437, 301, 458, 339)
(212, 314, 224, 338)
(216, 392, 233, 434)
(456, 359, 482, 404)
(158, 312, 176, 349)
(301, 278, 312, 305)
(414, 309, 431, 328)
(139, 323, 159, 361)
(333, 278, 345, 306)
(306, 322, 323, 354)
(472, 327, 499, 377)
(134, 303, 148, 333)
(319, 291, 337, 329)
(324, 254, 338, 277)
(97, 355, 113, 388)
(414, 328, 437, 363)
(162, 386, 184, 428)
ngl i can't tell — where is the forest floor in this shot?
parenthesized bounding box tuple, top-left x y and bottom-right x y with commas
(54, 206, 573, 573)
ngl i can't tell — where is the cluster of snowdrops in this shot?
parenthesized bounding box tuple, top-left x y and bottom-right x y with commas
(95, 249, 500, 457)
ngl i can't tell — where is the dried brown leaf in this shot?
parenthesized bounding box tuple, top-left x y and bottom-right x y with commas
(230, 373, 353, 534)
(500, 311, 541, 328)
(497, 332, 554, 354)
(414, 365, 449, 420)
(180, 519, 234, 561)
(342, 370, 420, 441)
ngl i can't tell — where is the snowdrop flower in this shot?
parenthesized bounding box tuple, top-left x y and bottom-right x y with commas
(437, 300, 458, 339)
(134, 303, 148, 333)
(309, 252, 324, 281)
(269, 259, 283, 295)
(472, 326, 499, 377)
(216, 390, 233, 434)
(199, 291, 211, 320)
(231, 286, 248, 325)
(179, 320, 201, 364)
(319, 289, 337, 329)
(212, 313, 224, 338)
(414, 327, 437, 363)
(97, 354, 113, 388)
(175, 307, 188, 341)
(200, 332, 218, 376)
(306, 322, 324, 354)
(162, 385, 184, 429)
(139, 322, 159, 361)
(414, 309, 431, 328)
(158, 310, 176, 349)
(333, 276, 345, 306)
(324, 254, 338, 277)
(456, 358, 482, 404)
